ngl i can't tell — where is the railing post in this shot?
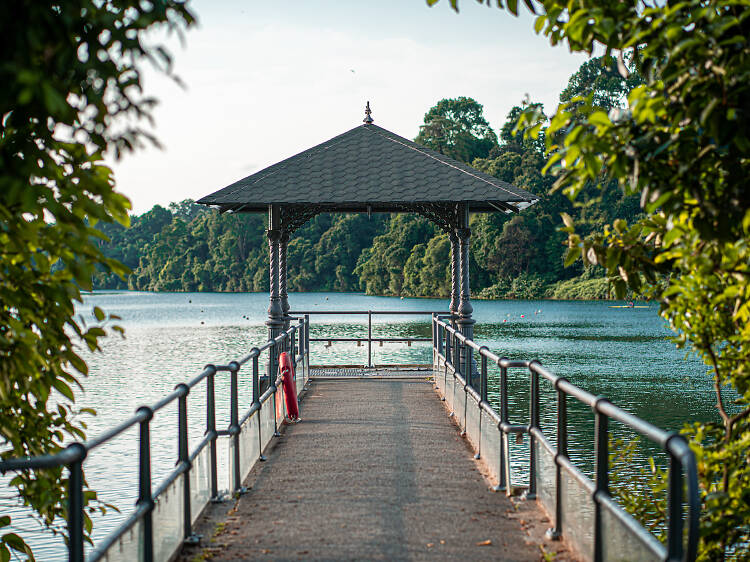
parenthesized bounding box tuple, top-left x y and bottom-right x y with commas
(547, 378, 568, 540)
(228, 362, 245, 494)
(176, 383, 199, 544)
(497, 358, 509, 493)
(593, 398, 610, 562)
(437, 318, 444, 359)
(666, 434, 685, 561)
(431, 314, 436, 367)
(480, 353, 488, 403)
(304, 314, 310, 380)
(136, 406, 154, 562)
(66, 443, 86, 562)
(526, 361, 540, 500)
(368, 310, 372, 368)
(451, 333, 461, 374)
(444, 325, 451, 367)
(475, 348, 488, 462)
(270, 341, 281, 437)
(461, 339, 469, 436)
(463, 341, 471, 387)
(205, 366, 219, 501)
(297, 319, 305, 387)
(290, 325, 297, 371)
(443, 326, 450, 399)
(252, 352, 267, 462)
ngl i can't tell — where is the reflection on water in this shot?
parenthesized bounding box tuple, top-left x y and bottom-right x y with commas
(5, 292, 716, 560)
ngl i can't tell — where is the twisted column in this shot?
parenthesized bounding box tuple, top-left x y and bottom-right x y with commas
(266, 228, 283, 335)
(266, 205, 283, 387)
(449, 232, 459, 326)
(456, 226, 474, 341)
(280, 230, 290, 331)
(456, 203, 477, 386)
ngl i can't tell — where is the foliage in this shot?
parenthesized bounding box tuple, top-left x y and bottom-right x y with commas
(435, 0, 750, 557)
(415, 97, 498, 163)
(477, 273, 548, 300)
(355, 215, 437, 296)
(547, 275, 610, 301)
(96, 204, 389, 293)
(0, 1, 194, 558)
(560, 55, 643, 112)
(96, 59, 644, 302)
(609, 438, 668, 543)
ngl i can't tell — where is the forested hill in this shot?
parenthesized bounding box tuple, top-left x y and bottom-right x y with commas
(94, 56, 642, 299)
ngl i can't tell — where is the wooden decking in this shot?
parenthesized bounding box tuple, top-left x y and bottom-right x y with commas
(185, 374, 567, 561)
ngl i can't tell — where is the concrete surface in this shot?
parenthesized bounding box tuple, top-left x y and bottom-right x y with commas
(195, 378, 543, 561)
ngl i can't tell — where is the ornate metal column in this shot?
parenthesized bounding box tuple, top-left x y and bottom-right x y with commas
(449, 232, 459, 327)
(266, 205, 283, 384)
(279, 230, 290, 332)
(456, 204, 474, 337)
(456, 203, 476, 385)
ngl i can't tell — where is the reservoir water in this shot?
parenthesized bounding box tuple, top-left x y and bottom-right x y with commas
(6, 292, 716, 560)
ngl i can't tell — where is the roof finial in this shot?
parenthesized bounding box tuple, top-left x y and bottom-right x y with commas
(363, 101, 374, 124)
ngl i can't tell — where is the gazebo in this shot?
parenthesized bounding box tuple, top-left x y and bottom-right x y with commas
(198, 103, 537, 374)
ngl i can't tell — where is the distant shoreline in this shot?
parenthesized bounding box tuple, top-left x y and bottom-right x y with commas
(81, 289, 644, 304)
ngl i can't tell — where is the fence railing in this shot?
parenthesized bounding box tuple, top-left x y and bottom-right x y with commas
(432, 315, 699, 562)
(290, 310, 447, 367)
(0, 316, 311, 562)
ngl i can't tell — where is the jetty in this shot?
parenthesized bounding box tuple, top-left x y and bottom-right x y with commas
(0, 105, 699, 561)
(196, 377, 541, 561)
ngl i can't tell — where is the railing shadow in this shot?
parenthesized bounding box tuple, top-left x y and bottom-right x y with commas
(432, 315, 699, 562)
(0, 317, 311, 562)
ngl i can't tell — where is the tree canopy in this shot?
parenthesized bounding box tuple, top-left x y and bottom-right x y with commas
(0, 1, 194, 558)
(414, 96, 499, 163)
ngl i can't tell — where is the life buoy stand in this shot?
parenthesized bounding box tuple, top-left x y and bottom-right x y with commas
(278, 352, 299, 421)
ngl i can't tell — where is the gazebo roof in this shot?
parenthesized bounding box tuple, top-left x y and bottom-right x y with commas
(197, 120, 538, 214)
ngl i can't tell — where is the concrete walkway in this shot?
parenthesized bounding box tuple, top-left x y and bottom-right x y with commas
(203, 378, 540, 561)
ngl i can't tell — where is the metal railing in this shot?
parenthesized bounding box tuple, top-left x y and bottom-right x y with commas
(432, 315, 699, 562)
(0, 316, 311, 562)
(290, 310, 447, 367)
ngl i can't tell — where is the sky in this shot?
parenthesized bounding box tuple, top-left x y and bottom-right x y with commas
(110, 0, 590, 214)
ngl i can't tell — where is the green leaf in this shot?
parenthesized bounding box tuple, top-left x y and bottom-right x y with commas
(564, 246, 581, 267)
(588, 111, 612, 128)
(534, 15, 546, 33)
(93, 306, 105, 322)
(700, 98, 719, 125)
(52, 379, 75, 401)
(2, 534, 28, 553)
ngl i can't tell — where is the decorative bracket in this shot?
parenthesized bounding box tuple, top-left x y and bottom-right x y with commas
(280, 205, 323, 235)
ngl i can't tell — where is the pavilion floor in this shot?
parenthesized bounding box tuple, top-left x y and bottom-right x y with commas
(182, 376, 572, 561)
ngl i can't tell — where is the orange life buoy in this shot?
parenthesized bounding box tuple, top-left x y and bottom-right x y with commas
(278, 352, 299, 421)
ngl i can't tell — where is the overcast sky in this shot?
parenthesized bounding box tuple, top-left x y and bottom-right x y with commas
(110, 0, 589, 214)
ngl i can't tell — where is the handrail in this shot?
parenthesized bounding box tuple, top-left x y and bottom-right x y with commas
(296, 309, 448, 367)
(0, 316, 311, 562)
(290, 310, 449, 315)
(432, 315, 699, 562)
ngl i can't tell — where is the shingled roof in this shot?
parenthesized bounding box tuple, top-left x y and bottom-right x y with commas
(197, 122, 538, 213)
